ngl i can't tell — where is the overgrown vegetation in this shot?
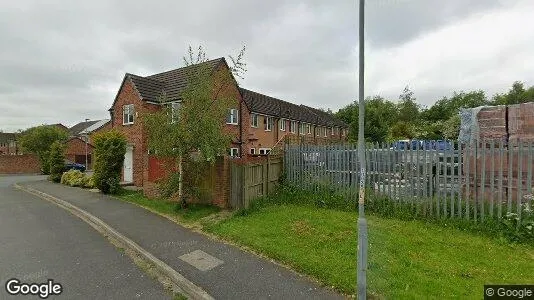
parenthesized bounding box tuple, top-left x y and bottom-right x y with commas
(207, 187, 534, 298)
(48, 140, 66, 183)
(18, 125, 68, 174)
(92, 130, 127, 194)
(61, 169, 95, 189)
(336, 81, 534, 143)
(144, 45, 246, 207)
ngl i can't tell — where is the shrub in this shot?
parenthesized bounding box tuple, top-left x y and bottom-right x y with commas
(48, 141, 66, 183)
(83, 176, 96, 189)
(92, 130, 127, 194)
(60, 170, 85, 187)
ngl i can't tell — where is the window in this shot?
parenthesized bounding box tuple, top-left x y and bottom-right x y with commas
(250, 148, 256, 155)
(324, 127, 327, 137)
(229, 148, 239, 157)
(331, 127, 335, 136)
(251, 114, 258, 128)
(171, 102, 181, 123)
(123, 104, 134, 125)
(307, 124, 311, 135)
(227, 109, 239, 125)
(300, 123, 306, 135)
(265, 116, 273, 131)
(259, 148, 271, 155)
(280, 119, 286, 131)
(290, 121, 297, 133)
(316, 127, 320, 136)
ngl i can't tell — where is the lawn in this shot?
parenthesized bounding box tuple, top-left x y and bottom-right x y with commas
(206, 205, 534, 298)
(117, 190, 220, 223)
(115, 190, 534, 298)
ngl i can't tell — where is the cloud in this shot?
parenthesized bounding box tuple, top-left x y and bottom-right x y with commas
(0, 0, 530, 131)
(366, 0, 534, 105)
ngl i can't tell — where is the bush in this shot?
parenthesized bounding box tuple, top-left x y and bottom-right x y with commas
(48, 141, 66, 183)
(92, 130, 127, 194)
(60, 170, 96, 189)
(60, 170, 85, 187)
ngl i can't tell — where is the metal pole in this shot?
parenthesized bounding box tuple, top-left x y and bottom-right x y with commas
(357, 0, 368, 299)
(85, 118, 89, 170)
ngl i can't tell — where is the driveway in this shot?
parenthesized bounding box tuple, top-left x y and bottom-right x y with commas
(0, 175, 171, 299)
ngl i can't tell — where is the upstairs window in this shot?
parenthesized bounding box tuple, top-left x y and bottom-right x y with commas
(324, 127, 327, 137)
(123, 104, 134, 125)
(290, 121, 297, 133)
(280, 119, 286, 131)
(300, 123, 306, 135)
(171, 102, 181, 123)
(331, 127, 335, 136)
(307, 124, 311, 135)
(251, 114, 258, 128)
(227, 109, 239, 125)
(265, 116, 273, 131)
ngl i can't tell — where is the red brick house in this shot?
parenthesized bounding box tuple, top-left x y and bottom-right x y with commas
(0, 132, 19, 155)
(107, 58, 348, 197)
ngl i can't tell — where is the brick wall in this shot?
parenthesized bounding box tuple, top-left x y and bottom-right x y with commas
(111, 78, 160, 187)
(0, 154, 41, 174)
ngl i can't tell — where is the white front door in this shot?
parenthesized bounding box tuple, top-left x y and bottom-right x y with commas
(123, 146, 133, 183)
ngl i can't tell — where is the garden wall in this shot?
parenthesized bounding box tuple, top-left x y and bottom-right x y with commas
(0, 154, 41, 174)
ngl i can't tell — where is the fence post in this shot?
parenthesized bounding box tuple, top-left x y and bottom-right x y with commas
(490, 140, 495, 218)
(518, 140, 523, 223)
(498, 138, 504, 219)
(480, 140, 486, 221)
(508, 139, 513, 216)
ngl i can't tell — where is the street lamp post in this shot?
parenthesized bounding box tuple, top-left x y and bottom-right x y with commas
(357, 0, 368, 299)
(85, 118, 89, 170)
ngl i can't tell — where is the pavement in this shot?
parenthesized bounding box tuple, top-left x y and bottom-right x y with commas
(0, 175, 171, 299)
(18, 179, 344, 300)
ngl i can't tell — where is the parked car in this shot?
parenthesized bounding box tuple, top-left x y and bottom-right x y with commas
(64, 161, 86, 172)
(390, 140, 411, 150)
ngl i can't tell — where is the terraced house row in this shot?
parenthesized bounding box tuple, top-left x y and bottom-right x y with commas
(108, 57, 348, 187)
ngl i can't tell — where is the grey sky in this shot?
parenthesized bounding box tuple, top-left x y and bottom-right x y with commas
(1, 0, 531, 131)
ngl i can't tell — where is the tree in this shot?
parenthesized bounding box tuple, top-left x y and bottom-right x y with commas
(491, 81, 534, 105)
(335, 96, 398, 143)
(443, 114, 461, 140)
(18, 125, 68, 174)
(48, 141, 66, 183)
(397, 86, 420, 123)
(92, 130, 127, 194)
(388, 121, 415, 140)
(144, 45, 246, 206)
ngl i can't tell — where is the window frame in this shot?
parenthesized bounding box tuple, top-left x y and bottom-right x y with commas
(123, 104, 134, 125)
(250, 148, 256, 155)
(290, 121, 297, 133)
(258, 148, 271, 155)
(280, 118, 286, 131)
(229, 147, 239, 157)
(324, 127, 328, 137)
(265, 116, 273, 131)
(251, 114, 258, 128)
(170, 101, 181, 124)
(227, 108, 239, 125)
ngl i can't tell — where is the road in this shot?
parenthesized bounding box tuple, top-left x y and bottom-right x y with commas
(0, 175, 171, 299)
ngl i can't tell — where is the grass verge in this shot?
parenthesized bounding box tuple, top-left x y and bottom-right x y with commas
(117, 190, 220, 224)
(114, 188, 534, 298)
(207, 204, 534, 298)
